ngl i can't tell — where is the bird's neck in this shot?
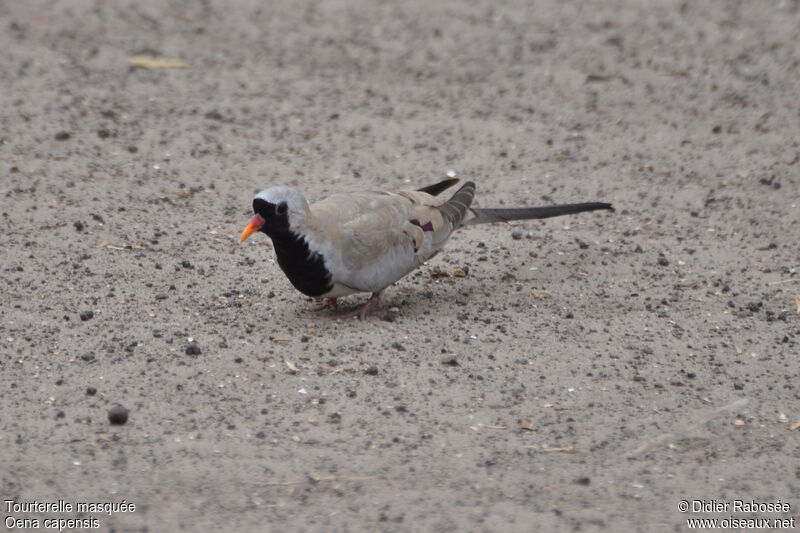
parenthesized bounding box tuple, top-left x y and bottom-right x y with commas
(268, 228, 332, 298)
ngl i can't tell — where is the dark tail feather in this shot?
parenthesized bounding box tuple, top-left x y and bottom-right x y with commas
(467, 202, 613, 224)
(417, 178, 460, 196)
(438, 181, 476, 226)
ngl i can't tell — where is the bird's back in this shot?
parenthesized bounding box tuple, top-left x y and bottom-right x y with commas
(303, 188, 470, 293)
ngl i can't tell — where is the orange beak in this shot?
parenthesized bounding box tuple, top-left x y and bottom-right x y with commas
(239, 214, 265, 243)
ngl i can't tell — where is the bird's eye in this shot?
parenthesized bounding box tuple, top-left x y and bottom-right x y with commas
(276, 202, 288, 215)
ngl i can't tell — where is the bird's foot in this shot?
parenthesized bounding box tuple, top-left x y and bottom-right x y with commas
(340, 292, 382, 320)
(314, 298, 338, 311)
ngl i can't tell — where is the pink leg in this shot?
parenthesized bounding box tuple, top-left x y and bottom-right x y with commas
(340, 292, 382, 320)
(314, 297, 338, 311)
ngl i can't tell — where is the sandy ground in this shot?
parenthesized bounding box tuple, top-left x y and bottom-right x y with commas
(2, 0, 799, 531)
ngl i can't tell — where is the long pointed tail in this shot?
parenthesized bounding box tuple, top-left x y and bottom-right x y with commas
(465, 202, 613, 225)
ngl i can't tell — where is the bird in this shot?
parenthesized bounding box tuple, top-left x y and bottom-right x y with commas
(239, 178, 613, 318)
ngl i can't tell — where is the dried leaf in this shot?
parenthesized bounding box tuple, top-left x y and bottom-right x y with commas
(486, 424, 507, 430)
(789, 421, 800, 431)
(733, 418, 746, 426)
(545, 445, 575, 453)
(519, 420, 535, 431)
(452, 268, 466, 277)
(129, 55, 189, 69)
(271, 336, 291, 342)
(543, 402, 554, 408)
(531, 289, 550, 299)
(285, 360, 299, 372)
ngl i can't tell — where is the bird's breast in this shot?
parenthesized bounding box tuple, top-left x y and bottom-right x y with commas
(269, 230, 333, 297)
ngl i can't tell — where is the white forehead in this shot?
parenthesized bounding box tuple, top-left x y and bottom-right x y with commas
(254, 186, 307, 209)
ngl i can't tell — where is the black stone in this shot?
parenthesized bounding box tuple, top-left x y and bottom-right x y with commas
(185, 342, 202, 356)
(108, 405, 129, 425)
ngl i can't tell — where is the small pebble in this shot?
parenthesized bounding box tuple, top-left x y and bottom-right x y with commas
(511, 231, 523, 240)
(79, 311, 94, 321)
(185, 342, 202, 356)
(381, 308, 399, 322)
(54, 131, 71, 141)
(575, 477, 591, 486)
(657, 255, 670, 267)
(108, 405, 129, 425)
(364, 366, 379, 376)
(86, 387, 97, 396)
(73, 221, 85, 232)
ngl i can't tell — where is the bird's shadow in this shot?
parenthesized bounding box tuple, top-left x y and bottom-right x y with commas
(295, 279, 487, 321)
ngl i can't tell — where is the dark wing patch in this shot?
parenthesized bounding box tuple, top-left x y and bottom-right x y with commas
(438, 181, 476, 228)
(417, 178, 460, 196)
(410, 219, 434, 231)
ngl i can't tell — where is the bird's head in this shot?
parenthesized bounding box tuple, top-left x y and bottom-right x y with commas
(239, 186, 310, 243)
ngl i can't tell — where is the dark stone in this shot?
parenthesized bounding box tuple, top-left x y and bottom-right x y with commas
(108, 405, 129, 425)
(185, 342, 202, 356)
